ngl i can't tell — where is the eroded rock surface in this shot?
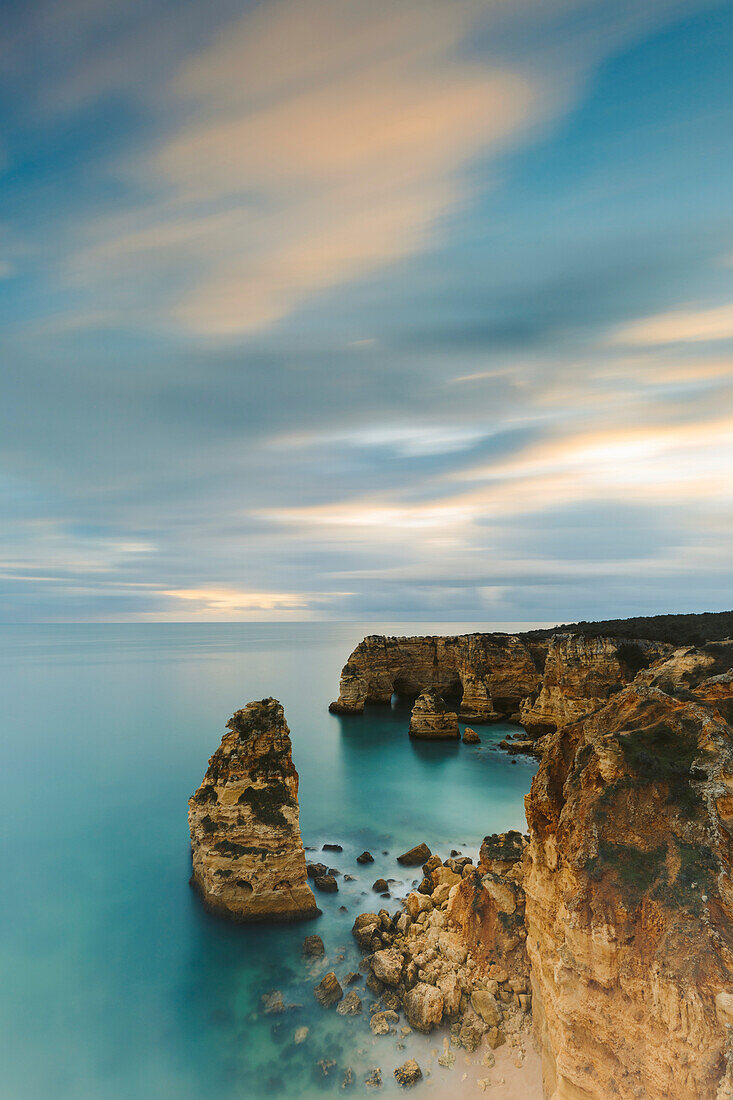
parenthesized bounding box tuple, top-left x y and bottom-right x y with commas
(188, 698, 319, 922)
(524, 645, 733, 1100)
(329, 630, 667, 731)
(520, 632, 668, 737)
(408, 690, 459, 739)
(329, 633, 543, 720)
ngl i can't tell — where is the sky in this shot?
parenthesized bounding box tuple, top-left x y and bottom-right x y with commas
(1, 0, 733, 623)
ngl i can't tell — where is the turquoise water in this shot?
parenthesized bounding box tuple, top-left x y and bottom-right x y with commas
(0, 623, 537, 1099)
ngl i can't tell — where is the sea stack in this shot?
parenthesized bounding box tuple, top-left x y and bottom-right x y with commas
(188, 697, 320, 922)
(408, 690, 459, 739)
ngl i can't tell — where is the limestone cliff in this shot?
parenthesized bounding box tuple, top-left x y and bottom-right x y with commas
(329, 633, 542, 721)
(523, 647, 733, 1099)
(188, 698, 319, 922)
(329, 630, 668, 730)
(519, 632, 669, 737)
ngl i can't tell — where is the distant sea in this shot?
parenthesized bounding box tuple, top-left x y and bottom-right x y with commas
(0, 622, 546, 1099)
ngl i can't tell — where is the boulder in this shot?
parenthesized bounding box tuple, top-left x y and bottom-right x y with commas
(313, 874, 338, 893)
(302, 934, 325, 957)
(372, 878, 389, 892)
(356, 851, 375, 864)
(471, 990, 502, 1027)
(352, 912, 380, 949)
(403, 982, 443, 1032)
(336, 990, 362, 1016)
(314, 972, 343, 1007)
(462, 727, 480, 744)
(397, 843, 432, 866)
(458, 1007, 485, 1052)
(370, 1009, 399, 1036)
(371, 949, 403, 985)
(394, 1060, 422, 1088)
(405, 892, 432, 919)
(322, 843, 343, 852)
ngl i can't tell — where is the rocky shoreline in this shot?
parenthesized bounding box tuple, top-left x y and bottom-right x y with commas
(326, 625, 733, 1098)
(188, 611, 733, 1098)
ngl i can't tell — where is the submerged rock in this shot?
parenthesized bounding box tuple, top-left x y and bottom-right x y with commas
(188, 698, 319, 922)
(302, 934, 325, 957)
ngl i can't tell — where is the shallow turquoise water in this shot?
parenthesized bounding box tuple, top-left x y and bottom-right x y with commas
(0, 623, 537, 1099)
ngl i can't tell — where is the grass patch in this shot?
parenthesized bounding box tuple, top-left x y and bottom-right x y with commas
(617, 720, 701, 814)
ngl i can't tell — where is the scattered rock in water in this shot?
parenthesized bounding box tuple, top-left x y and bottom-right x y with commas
(339, 905, 348, 912)
(336, 991, 363, 1016)
(344, 971, 360, 985)
(372, 878, 389, 892)
(294, 1026, 309, 1044)
(365, 1068, 383, 1088)
(370, 1010, 399, 1036)
(344, 874, 356, 881)
(397, 843, 432, 866)
(314, 972, 343, 1007)
(261, 990, 285, 1015)
(462, 727, 480, 744)
(357, 851, 374, 864)
(314, 874, 339, 893)
(302, 934, 325, 957)
(323, 843, 343, 852)
(307, 862, 328, 879)
(342, 1066, 354, 1089)
(438, 1049, 455, 1069)
(394, 1060, 423, 1088)
(317, 1059, 337, 1077)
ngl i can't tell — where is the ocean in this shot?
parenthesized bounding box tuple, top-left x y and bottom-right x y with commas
(0, 622, 540, 1099)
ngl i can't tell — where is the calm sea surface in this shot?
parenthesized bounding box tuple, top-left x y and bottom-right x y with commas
(0, 623, 542, 1099)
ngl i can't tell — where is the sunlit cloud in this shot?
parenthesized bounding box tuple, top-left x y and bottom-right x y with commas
(612, 300, 733, 346)
(71, 0, 562, 335)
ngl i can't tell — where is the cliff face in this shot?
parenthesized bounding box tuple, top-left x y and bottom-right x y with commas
(329, 630, 669, 732)
(188, 698, 319, 922)
(523, 648, 733, 1100)
(519, 633, 669, 737)
(329, 633, 543, 721)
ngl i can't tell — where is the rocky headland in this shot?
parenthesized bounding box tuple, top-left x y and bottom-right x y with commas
(188, 697, 319, 922)
(331, 612, 733, 1098)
